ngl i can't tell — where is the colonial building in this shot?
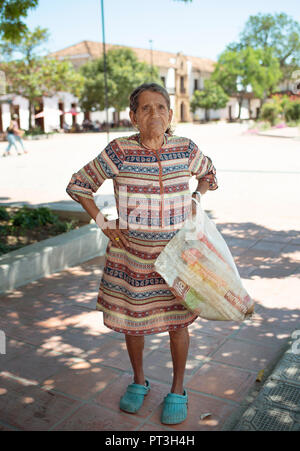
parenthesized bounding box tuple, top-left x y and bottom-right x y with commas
(49, 40, 219, 125)
(0, 40, 291, 133)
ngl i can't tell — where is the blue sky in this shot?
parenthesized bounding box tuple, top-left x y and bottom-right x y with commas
(24, 0, 300, 61)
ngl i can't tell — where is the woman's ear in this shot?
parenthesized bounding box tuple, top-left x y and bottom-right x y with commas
(129, 110, 137, 128)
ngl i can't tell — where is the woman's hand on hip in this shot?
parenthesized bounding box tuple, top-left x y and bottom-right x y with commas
(101, 218, 129, 250)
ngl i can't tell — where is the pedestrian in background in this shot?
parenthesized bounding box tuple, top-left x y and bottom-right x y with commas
(2, 114, 27, 157)
(2, 123, 19, 156)
(11, 114, 28, 154)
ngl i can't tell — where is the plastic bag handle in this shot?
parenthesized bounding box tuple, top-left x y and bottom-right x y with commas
(191, 194, 202, 219)
(191, 196, 201, 206)
(185, 194, 204, 241)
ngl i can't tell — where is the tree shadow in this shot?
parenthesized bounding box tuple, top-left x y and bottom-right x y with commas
(0, 217, 299, 430)
(204, 213, 300, 280)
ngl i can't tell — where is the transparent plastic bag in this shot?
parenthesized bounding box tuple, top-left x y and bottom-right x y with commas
(154, 197, 254, 321)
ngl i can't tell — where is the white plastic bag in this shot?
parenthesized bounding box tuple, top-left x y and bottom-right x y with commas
(154, 197, 254, 321)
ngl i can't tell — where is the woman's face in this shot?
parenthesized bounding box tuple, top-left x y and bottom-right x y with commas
(130, 90, 173, 137)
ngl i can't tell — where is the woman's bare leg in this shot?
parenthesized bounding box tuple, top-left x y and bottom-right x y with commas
(169, 327, 190, 394)
(125, 334, 145, 385)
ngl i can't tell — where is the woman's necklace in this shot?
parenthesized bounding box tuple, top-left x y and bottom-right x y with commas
(139, 134, 166, 150)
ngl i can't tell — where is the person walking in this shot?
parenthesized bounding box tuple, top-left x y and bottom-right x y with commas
(3, 122, 19, 156)
(66, 83, 218, 425)
(11, 114, 28, 154)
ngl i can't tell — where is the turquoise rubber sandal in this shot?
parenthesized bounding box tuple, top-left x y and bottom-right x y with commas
(161, 390, 188, 424)
(120, 379, 150, 413)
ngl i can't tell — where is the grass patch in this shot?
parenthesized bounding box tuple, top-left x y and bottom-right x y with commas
(0, 206, 85, 256)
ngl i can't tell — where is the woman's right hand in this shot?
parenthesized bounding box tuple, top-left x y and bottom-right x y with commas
(100, 217, 129, 251)
(78, 199, 129, 250)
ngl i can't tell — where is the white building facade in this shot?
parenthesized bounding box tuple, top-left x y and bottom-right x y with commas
(0, 40, 283, 134)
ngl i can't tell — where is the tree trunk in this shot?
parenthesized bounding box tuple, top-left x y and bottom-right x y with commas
(205, 108, 210, 121)
(28, 99, 33, 131)
(237, 95, 244, 120)
(260, 95, 268, 108)
(248, 98, 252, 119)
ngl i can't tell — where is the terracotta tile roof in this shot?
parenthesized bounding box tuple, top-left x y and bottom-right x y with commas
(187, 55, 216, 73)
(49, 40, 216, 72)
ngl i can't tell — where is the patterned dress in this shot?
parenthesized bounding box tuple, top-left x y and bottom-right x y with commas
(66, 133, 218, 335)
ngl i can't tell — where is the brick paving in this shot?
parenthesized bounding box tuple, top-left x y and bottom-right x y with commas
(0, 225, 299, 431)
(0, 125, 299, 431)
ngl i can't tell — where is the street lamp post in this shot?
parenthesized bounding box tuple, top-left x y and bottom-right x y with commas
(149, 39, 153, 80)
(101, 0, 109, 143)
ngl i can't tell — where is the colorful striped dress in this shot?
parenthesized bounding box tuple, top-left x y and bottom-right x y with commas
(66, 133, 218, 335)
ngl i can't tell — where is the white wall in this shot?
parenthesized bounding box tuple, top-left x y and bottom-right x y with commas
(250, 98, 261, 118)
(13, 96, 29, 129)
(120, 108, 130, 121)
(166, 67, 175, 93)
(43, 96, 61, 132)
(1, 101, 11, 131)
(90, 108, 114, 123)
(193, 96, 256, 121)
(0, 95, 30, 131)
(187, 61, 193, 97)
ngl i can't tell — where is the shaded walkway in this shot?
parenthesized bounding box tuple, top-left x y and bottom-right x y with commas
(0, 221, 299, 431)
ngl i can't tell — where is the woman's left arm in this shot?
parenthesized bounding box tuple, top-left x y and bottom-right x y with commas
(188, 140, 218, 193)
(194, 179, 210, 196)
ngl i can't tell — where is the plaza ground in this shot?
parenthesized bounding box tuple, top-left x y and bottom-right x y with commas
(1, 122, 299, 230)
(0, 123, 299, 430)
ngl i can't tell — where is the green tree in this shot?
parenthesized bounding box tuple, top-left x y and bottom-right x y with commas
(1, 26, 84, 129)
(249, 47, 282, 104)
(260, 101, 282, 126)
(285, 100, 300, 122)
(0, 0, 38, 43)
(79, 47, 161, 120)
(227, 12, 300, 80)
(190, 79, 229, 121)
(0, 25, 50, 62)
(212, 46, 282, 117)
(212, 48, 251, 119)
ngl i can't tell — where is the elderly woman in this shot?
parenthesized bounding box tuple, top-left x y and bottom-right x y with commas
(66, 83, 217, 425)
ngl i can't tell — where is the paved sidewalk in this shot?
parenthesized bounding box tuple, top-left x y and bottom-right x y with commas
(0, 224, 299, 431)
(257, 126, 300, 139)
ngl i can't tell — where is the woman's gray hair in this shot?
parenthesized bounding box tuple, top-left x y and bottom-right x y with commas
(129, 83, 173, 134)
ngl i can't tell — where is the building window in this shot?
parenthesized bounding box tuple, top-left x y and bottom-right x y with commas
(180, 76, 185, 94)
(180, 102, 186, 122)
(71, 103, 77, 126)
(194, 79, 199, 92)
(58, 102, 65, 129)
(161, 76, 166, 87)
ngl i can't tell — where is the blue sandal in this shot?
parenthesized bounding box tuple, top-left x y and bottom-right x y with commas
(120, 380, 150, 413)
(161, 390, 188, 424)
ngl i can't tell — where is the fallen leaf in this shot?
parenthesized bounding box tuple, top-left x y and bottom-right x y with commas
(256, 369, 265, 382)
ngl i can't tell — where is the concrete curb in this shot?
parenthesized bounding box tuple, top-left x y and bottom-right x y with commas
(233, 327, 300, 431)
(257, 132, 298, 139)
(0, 223, 109, 295)
(257, 128, 299, 139)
